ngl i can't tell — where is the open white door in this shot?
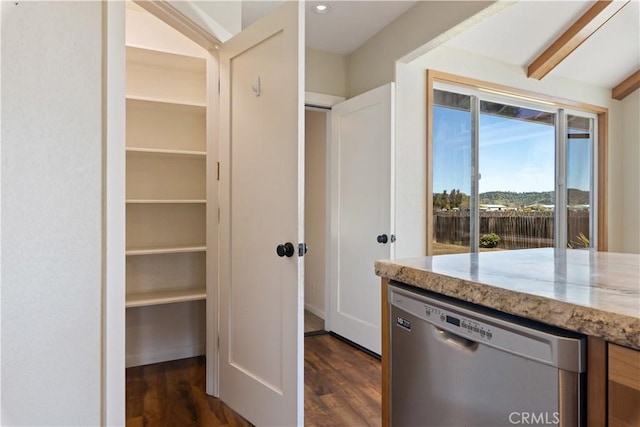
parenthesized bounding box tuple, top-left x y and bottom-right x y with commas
(329, 83, 395, 355)
(218, 2, 304, 426)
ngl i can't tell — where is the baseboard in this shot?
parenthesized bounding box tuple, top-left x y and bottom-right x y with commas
(126, 343, 206, 368)
(329, 332, 381, 360)
(304, 303, 325, 319)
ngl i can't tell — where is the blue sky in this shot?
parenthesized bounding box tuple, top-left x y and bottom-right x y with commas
(433, 107, 591, 194)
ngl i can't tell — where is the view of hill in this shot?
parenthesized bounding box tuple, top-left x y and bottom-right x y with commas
(479, 189, 589, 207)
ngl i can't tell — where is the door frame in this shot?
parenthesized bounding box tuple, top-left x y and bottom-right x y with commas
(303, 92, 345, 329)
(103, 1, 225, 421)
(103, 2, 126, 424)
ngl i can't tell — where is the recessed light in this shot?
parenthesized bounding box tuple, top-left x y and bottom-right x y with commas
(313, 3, 330, 14)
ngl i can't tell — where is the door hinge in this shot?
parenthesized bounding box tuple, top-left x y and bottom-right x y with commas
(298, 243, 308, 257)
(216, 162, 220, 181)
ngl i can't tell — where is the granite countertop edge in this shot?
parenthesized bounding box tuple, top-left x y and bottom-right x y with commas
(375, 260, 640, 350)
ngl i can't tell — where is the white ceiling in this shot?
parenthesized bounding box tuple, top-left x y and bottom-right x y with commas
(242, 0, 417, 55)
(241, 0, 638, 90)
(445, 0, 640, 89)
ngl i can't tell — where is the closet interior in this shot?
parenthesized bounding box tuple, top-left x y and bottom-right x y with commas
(124, 2, 211, 367)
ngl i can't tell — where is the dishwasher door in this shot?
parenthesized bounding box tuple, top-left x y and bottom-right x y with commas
(389, 284, 586, 427)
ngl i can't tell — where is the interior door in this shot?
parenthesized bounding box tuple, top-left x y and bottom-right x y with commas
(218, 2, 304, 426)
(329, 83, 395, 355)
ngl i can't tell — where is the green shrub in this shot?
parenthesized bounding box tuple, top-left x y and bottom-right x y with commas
(479, 233, 500, 248)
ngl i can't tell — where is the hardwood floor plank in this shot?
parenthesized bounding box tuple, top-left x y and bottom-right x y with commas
(165, 359, 201, 426)
(125, 334, 381, 426)
(304, 334, 381, 427)
(125, 416, 144, 427)
(126, 366, 144, 420)
(142, 363, 168, 424)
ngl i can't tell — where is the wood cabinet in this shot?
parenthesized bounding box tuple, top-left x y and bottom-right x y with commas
(125, 2, 210, 367)
(609, 343, 640, 427)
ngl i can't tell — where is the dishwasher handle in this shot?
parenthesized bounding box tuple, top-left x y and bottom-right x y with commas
(434, 327, 479, 352)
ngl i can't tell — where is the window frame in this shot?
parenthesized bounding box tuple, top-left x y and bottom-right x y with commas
(426, 70, 608, 254)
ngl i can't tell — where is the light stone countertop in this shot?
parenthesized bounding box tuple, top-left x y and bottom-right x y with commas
(375, 248, 640, 350)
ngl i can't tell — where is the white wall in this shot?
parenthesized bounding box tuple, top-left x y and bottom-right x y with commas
(1, 2, 103, 425)
(304, 110, 327, 317)
(347, 1, 495, 97)
(306, 48, 347, 98)
(192, 0, 241, 35)
(394, 45, 631, 257)
(619, 91, 640, 253)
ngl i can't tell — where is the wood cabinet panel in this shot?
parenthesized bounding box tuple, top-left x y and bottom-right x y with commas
(609, 344, 640, 391)
(609, 343, 640, 427)
(587, 336, 607, 427)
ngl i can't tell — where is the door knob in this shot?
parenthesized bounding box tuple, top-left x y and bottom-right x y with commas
(276, 242, 295, 257)
(377, 234, 388, 244)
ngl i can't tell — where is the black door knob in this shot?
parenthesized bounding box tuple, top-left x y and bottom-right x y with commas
(276, 242, 295, 257)
(377, 234, 388, 244)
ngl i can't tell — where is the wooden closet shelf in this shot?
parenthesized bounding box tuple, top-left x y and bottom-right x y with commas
(126, 199, 206, 204)
(126, 287, 206, 308)
(126, 246, 206, 256)
(126, 147, 206, 157)
(126, 95, 206, 108)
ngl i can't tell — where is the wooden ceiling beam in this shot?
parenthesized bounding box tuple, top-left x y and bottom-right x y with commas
(612, 70, 640, 100)
(527, 0, 629, 80)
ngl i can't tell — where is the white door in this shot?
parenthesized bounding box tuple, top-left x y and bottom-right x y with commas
(328, 83, 395, 355)
(218, 2, 304, 426)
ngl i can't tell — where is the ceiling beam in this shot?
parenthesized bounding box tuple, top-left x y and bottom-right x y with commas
(527, 0, 629, 80)
(612, 70, 640, 100)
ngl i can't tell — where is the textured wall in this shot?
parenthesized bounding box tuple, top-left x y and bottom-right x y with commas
(1, 2, 103, 424)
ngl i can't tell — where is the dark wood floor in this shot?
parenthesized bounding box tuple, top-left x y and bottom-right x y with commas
(126, 356, 251, 427)
(304, 334, 382, 426)
(126, 334, 381, 426)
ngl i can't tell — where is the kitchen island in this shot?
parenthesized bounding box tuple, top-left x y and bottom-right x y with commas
(375, 248, 640, 427)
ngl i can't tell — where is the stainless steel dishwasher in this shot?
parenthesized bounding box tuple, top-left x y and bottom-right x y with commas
(389, 282, 586, 427)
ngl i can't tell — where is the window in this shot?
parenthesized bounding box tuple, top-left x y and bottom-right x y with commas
(428, 73, 605, 255)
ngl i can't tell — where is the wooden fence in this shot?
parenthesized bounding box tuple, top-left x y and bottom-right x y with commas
(433, 210, 590, 249)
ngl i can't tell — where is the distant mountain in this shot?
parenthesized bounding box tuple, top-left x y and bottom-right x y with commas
(479, 189, 589, 207)
(567, 188, 590, 205)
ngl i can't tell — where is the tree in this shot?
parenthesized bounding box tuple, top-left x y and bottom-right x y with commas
(433, 189, 470, 210)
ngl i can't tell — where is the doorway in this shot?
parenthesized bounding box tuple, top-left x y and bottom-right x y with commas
(304, 108, 329, 336)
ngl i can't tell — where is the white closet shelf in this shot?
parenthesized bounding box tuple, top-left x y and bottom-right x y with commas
(126, 199, 206, 204)
(126, 245, 206, 256)
(126, 45, 206, 73)
(125, 95, 206, 108)
(126, 287, 206, 308)
(125, 42, 207, 60)
(126, 147, 206, 157)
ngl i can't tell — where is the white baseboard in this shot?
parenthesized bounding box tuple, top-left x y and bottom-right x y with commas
(126, 343, 206, 368)
(304, 303, 325, 319)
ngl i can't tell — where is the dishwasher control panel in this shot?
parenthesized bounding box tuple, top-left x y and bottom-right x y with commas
(390, 283, 587, 372)
(423, 303, 493, 341)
